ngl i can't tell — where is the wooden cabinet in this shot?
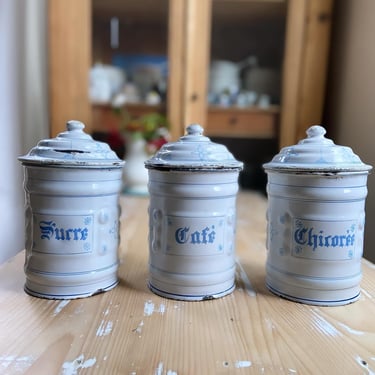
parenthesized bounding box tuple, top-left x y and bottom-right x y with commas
(206, 106, 279, 139)
(48, 0, 333, 147)
(48, 0, 92, 138)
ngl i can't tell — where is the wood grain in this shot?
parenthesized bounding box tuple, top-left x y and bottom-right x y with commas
(0, 191, 374, 374)
(295, 0, 334, 142)
(279, 0, 308, 148)
(206, 106, 279, 138)
(167, 0, 186, 140)
(48, 0, 92, 137)
(168, 0, 212, 139)
(280, 0, 334, 148)
(183, 0, 211, 129)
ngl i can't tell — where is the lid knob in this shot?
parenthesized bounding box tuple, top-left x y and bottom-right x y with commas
(306, 125, 326, 139)
(186, 124, 204, 136)
(301, 125, 332, 146)
(67, 120, 85, 132)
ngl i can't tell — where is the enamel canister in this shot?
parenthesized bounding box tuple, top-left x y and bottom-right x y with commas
(18, 120, 125, 299)
(263, 125, 372, 306)
(145, 124, 243, 300)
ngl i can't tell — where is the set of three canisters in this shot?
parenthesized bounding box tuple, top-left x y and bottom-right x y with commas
(19, 120, 372, 306)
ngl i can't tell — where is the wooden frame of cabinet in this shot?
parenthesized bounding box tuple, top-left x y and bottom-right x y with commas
(167, 0, 212, 140)
(280, 0, 333, 146)
(48, 0, 333, 147)
(48, 0, 92, 137)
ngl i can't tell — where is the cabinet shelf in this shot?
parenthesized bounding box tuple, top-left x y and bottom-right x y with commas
(92, 103, 278, 139)
(206, 105, 279, 139)
(92, 103, 166, 133)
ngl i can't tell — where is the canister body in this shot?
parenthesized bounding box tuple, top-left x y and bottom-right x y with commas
(265, 171, 368, 306)
(148, 169, 240, 300)
(23, 165, 123, 299)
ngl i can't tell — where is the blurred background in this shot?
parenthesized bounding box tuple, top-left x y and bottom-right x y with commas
(1, 0, 374, 263)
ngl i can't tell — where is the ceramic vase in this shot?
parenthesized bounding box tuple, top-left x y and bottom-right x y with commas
(123, 136, 149, 195)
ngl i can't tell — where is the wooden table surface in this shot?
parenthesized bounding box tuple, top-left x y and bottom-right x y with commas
(0, 191, 374, 374)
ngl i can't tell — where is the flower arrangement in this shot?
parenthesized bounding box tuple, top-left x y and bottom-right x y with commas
(112, 101, 170, 155)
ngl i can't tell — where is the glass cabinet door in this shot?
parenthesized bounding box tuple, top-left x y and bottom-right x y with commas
(206, 0, 287, 139)
(91, 0, 169, 140)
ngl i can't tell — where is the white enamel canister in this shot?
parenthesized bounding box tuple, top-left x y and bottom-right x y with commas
(145, 124, 243, 300)
(18, 120, 125, 299)
(263, 125, 372, 306)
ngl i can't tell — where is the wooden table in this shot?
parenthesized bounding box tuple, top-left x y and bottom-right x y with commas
(0, 191, 374, 374)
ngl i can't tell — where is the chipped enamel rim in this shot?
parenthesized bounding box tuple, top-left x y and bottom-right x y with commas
(264, 125, 372, 173)
(18, 120, 124, 168)
(145, 124, 243, 171)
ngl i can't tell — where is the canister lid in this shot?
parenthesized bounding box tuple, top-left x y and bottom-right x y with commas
(145, 124, 243, 171)
(264, 125, 372, 172)
(18, 120, 124, 168)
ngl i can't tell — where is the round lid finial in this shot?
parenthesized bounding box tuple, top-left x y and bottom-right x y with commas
(67, 120, 85, 132)
(306, 125, 326, 138)
(186, 124, 204, 136)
